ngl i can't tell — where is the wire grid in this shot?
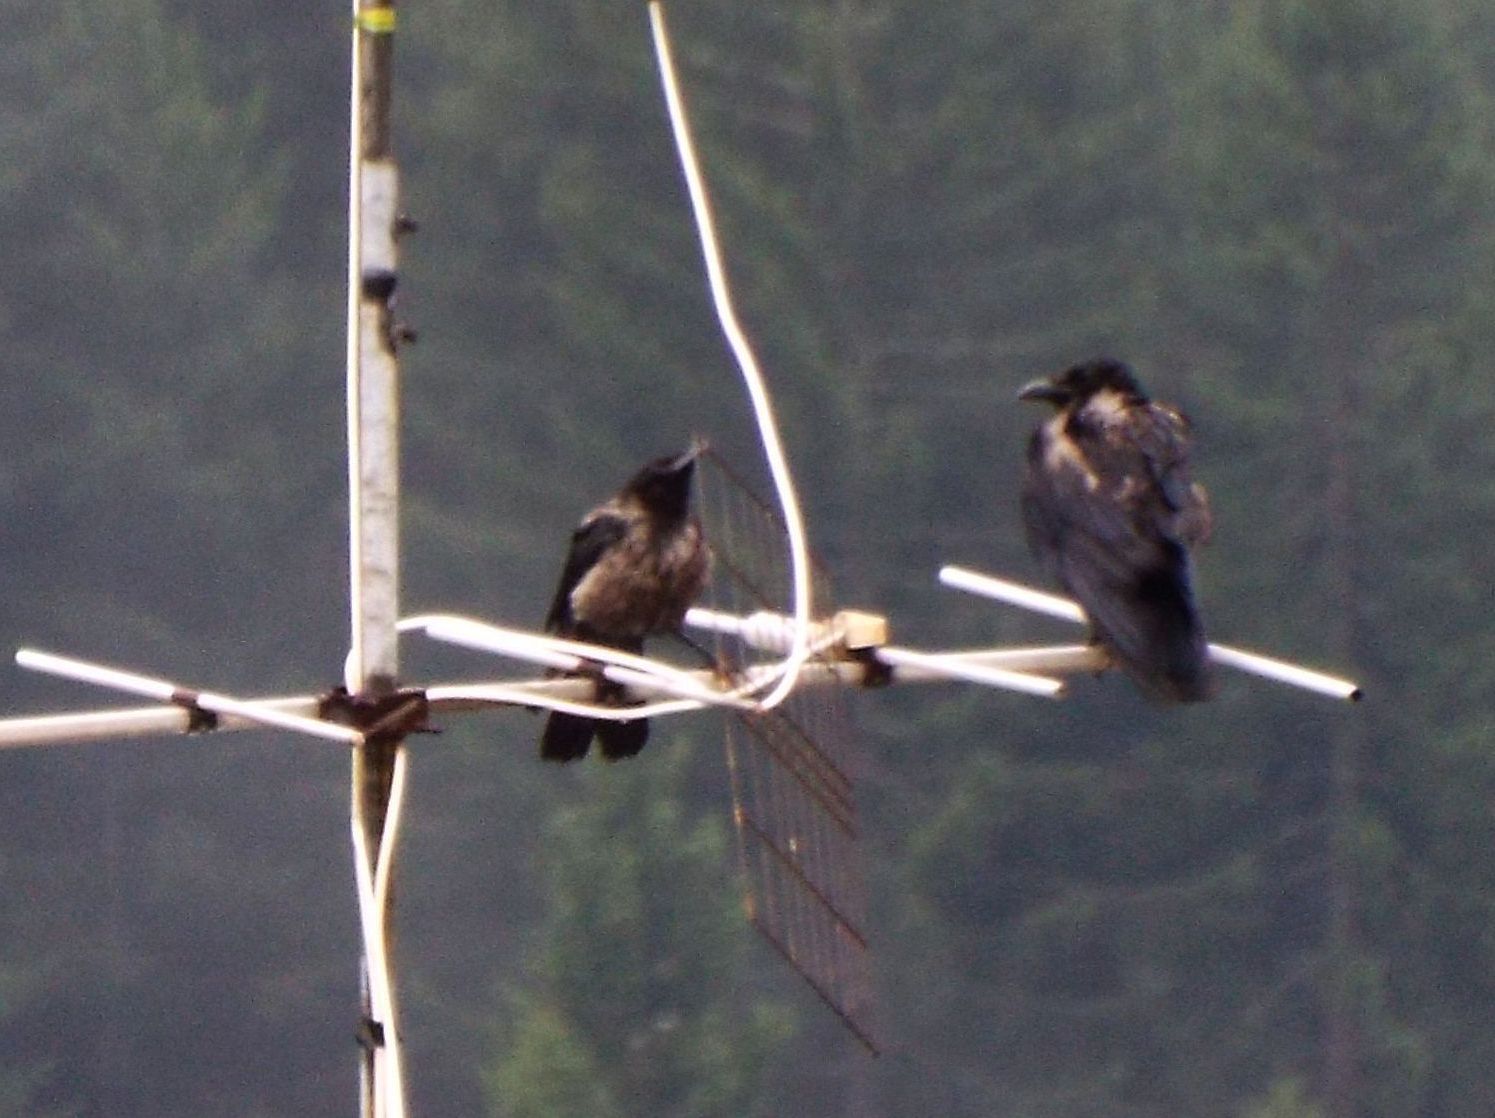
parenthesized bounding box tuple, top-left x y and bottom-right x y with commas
(695, 448, 878, 1053)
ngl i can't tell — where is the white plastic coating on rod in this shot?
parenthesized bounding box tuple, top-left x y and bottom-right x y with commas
(1207, 644, 1362, 702)
(346, 160, 401, 687)
(0, 706, 202, 747)
(428, 684, 705, 723)
(938, 566, 1361, 701)
(685, 606, 817, 655)
(15, 650, 364, 745)
(361, 161, 399, 274)
(404, 611, 850, 717)
(402, 615, 755, 713)
(403, 616, 579, 673)
(918, 645, 1108, 676)
(939, 566, 1086, 623)
(348, 325, 401, 689)
(0, 697, 327, 750)
(874, 645, 1064, 698)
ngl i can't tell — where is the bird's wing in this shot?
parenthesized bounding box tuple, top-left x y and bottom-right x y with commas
(1025, 466, 1163, 592)
(1023, 421, 1154, 573)
(1026, 447, 1207, 696)
(1024, 410, 1181, 599)
(544, 508, 630, 633)
(1130, 403, 1211, 544)
(1024, 408, 1210, 698)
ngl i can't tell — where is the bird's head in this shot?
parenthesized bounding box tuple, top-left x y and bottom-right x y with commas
(1018, 358, 1144, 410)
(624, 442, 706, 519)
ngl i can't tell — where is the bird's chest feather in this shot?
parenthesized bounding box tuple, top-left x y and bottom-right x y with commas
(570, 524, 708, 636)
(1041, 414, 1102, 491)
(1062, 400, 1158, 505)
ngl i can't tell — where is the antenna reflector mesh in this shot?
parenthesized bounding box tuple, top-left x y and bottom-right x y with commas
(697, 449, 878, 1053)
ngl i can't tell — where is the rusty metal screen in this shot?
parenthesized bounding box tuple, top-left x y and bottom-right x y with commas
(696, 449, 878, 1053)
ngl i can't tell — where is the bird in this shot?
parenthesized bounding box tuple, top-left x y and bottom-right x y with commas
(1017, 358, 1216, 702)
(540, 445, 711, 761)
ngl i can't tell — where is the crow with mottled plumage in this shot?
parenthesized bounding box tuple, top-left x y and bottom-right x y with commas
(1018, 359, 1216, 702)
(540, 446, 710, 761)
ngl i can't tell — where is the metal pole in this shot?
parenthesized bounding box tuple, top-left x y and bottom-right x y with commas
(347, 3, 407, 1116)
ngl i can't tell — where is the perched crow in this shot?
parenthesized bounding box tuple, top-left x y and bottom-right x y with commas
(540, 446, 710, 761)
(1018, 359, 1215, 702)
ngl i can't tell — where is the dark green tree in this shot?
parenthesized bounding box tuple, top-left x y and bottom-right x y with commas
(6, 0, 1495, 1114)
(484, 738, 792, 1118)
(1175, 1, 1495, 1114)
(895, 0, 1495, 1115)
(0, 4, 355, 1115)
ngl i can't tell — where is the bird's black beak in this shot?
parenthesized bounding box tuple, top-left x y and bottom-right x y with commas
(1018, 379, 1068, 406)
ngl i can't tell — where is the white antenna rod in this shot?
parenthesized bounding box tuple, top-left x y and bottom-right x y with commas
(15, 650, 364, 745)
(401, 615, 756, 713)
(685, 605, 1066, 697)
(939, 565, 1363, 701)
(0, 698, 330, 749)
(347, 6, 402, 693)
(939, 566, 1084, 623)
(873, 645, 1065, 698)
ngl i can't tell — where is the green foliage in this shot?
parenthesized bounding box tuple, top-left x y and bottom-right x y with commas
(0, 926, 78, 1118)
(0, 0, 340, 673)
(1174, 9, 1495, 1115)
(484, 739, 792, 1118)
(486, 995, 624, 1118)
(3, 0, 1495, 1115)
(1242, 1078, 1326, 1118)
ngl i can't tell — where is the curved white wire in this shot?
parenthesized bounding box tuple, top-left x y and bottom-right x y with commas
(350, 746, 408, 1118)
(647, 1, 813, 712)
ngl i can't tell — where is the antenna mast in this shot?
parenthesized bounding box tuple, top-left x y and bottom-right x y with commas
(347, 2, 409, 1115)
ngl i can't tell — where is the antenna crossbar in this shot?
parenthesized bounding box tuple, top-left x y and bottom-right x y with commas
(939, 566, 1363, 701)
(15, 650, 365, 745)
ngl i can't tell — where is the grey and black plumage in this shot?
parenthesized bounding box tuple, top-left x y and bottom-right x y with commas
(1018, 359, 1216, 702)
(540, 446, 710, 761)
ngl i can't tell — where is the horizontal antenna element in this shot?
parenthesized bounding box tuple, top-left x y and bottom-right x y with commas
(939, 565, 1362, 702)
(16, 650, 367, 744)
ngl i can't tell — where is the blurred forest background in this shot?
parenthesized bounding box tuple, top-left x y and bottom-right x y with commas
(2, 0, 1494, 1115)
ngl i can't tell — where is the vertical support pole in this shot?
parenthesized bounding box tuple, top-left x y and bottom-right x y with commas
(349, 10, 400, 689)
(347, 3, 406, 1117)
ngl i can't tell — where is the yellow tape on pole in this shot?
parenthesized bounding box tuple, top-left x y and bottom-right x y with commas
(356, 6, 395, 33)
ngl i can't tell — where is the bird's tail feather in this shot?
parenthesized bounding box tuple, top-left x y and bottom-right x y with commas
(1132, 563, 1215, 702)
(1076, 554, 1215, 703)
(539, 711, 650, 762)
(540, 712, 596, 762)
(1148, 628, 1215, 703)
(597, 718, 649, 761)
(538, 634, 651, 761)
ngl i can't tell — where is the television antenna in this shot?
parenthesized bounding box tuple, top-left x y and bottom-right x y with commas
(0, 1, 1362, 1113)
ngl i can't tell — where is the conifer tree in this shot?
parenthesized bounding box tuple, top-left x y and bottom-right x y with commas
(484, 740, 792, 1118)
